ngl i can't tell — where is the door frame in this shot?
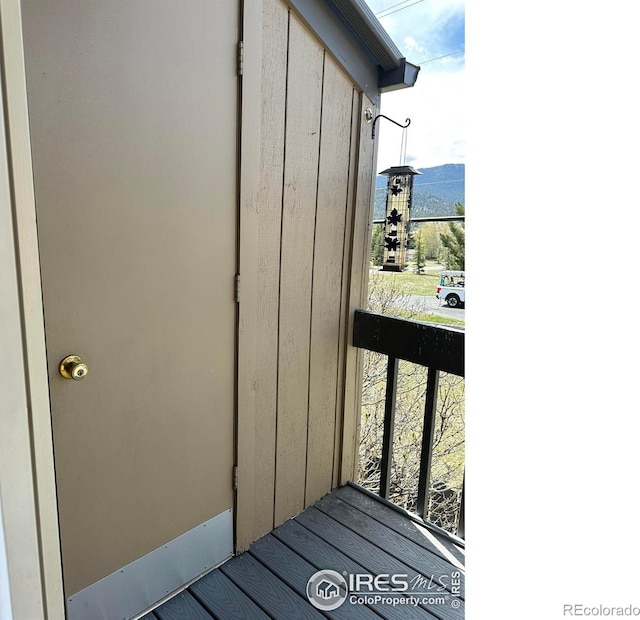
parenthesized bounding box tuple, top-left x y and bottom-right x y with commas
(235, 0, 263, 554)
(0, 0, 65, 618)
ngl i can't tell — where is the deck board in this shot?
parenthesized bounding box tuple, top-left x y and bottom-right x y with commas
(314, 494, 466, 599)
(221, 553, 325, 620)
(152, 591, 214, 620)
(189, 569, 271, 620)
(295, 507, 465, 620)
(334, 485, 465, 565)
(250, 534, 382, 620)
(150, 484, 465, 620)
(272, 520, 437, 620)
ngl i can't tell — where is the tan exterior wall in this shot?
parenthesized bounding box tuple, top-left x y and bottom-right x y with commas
(237, 0, 376, 549)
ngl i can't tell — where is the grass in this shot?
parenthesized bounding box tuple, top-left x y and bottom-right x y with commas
(369, 261, 443, 297)
(399, 310, 465, 328)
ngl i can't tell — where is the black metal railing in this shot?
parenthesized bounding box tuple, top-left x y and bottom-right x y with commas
(353, 309, 465, 539)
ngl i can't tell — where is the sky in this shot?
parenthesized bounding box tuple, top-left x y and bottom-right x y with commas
(363, 0, 465, 170)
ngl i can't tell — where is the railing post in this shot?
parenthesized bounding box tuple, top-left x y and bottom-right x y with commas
(416, 368, 439, 517)
(379, 356, 398, 499)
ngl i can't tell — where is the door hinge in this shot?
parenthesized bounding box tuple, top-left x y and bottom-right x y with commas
(237, 41, 244, 76)
(233, 465, 238, 491)
(234, 274, 240, 303)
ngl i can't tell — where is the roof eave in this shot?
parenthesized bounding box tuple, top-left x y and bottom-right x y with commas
(328, 0, 420, 91)
(379, 59, 421, 92)
(285, 0, 420, 103)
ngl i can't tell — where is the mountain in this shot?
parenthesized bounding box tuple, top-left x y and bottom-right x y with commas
(373, 163, 465, 220)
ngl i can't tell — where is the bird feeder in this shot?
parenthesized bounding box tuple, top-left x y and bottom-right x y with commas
(378, 165, 421, 271)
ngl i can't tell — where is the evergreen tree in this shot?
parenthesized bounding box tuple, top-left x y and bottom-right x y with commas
(439, 203, 465, 270)
(423, 224, 441, 260)
(413, 228, 426, 274)
(370, 223, 384, 266)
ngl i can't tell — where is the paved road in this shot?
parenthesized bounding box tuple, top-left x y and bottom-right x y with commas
(403, 295, 465, 321)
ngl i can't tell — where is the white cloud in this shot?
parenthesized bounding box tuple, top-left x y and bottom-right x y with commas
(402, 36, 427, 57)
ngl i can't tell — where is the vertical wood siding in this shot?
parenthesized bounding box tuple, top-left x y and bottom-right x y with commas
(339, 91, 378, 485)
(237, 0, 376, 549)
(304, 60, 355, 506)
(253, 0, 288, 543)
(273, 14, 324, 526)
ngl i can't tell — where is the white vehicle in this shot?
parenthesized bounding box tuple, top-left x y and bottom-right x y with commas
(436, 270, 465, 308)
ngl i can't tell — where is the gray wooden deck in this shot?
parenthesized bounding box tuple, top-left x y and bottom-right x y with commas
(143, 484, 465, 620)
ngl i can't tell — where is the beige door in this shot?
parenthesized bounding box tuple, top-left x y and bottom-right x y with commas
(21, 0, 238, 598)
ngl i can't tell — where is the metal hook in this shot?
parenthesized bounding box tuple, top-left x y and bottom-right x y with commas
(371, 114, 411, 140)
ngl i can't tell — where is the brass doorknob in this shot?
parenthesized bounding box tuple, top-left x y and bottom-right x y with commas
(59, 355, 89, 381)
